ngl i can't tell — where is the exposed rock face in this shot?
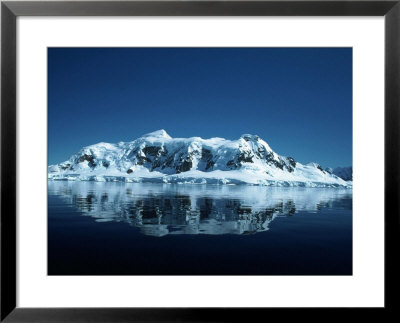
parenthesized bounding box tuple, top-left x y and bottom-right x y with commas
(200, 148, 214, 171)
(60, 163, 71, 170)
(77, 154, 96, 168)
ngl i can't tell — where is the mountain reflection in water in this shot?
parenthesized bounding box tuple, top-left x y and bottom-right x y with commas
(48, 181, 352, 237)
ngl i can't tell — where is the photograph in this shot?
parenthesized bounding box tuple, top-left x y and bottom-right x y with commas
(47, 47, 353, 275)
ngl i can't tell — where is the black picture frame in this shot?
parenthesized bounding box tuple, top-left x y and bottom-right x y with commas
(1, 0, 399, 321)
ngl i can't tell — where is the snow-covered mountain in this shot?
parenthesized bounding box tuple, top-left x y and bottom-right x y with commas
(48, 129, 351, 187)
(325, 166, 353, 181)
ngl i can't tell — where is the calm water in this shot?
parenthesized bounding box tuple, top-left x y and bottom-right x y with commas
(48, 181, 352, 275)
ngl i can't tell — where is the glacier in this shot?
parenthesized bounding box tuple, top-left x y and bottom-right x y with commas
(48, 129, 352, 188)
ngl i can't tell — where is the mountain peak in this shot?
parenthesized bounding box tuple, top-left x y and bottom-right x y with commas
(240, 134, 260, 141)
(141, 129, 172, 140)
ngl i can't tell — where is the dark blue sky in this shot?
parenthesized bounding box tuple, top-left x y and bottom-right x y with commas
(48, 48, 352, 167)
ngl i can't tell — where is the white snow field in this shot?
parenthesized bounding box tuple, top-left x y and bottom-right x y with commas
(48, 130, 351, 188)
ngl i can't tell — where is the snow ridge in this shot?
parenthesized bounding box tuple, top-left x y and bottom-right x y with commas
(48, 130, 352, 187)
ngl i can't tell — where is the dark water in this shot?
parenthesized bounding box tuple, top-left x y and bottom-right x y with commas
(48, 181, 352, 275)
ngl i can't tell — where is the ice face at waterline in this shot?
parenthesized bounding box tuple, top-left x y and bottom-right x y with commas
(48, 130, 351, 188)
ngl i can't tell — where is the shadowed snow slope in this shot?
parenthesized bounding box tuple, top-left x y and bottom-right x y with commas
(48, 130, 351, 187)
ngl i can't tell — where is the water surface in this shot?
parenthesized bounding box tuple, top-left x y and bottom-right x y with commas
(48, 181, 352, 275)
